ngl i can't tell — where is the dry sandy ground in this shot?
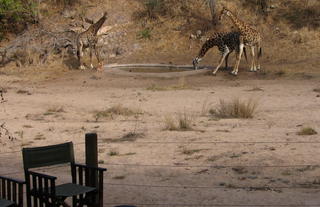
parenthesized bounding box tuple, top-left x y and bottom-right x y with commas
(1, 69, 320, 206)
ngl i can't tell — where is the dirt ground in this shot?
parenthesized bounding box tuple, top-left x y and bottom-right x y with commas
(1, 66, 320, 206)
(1, 0, 320, 205)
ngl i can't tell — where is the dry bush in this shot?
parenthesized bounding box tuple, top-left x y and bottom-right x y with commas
(210, 98, 258, 119)
(274, 0, 320, 29)
(200, 99, 212, 116)
(94, 104, 142, 121)
(163, 112, 194, 131)
(132, 0, 214, 32)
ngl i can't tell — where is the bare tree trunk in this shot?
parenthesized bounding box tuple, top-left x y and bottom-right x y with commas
(207, 0, 216, 24)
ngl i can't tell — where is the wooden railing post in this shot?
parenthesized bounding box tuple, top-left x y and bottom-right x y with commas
(85, 133, 98, 187)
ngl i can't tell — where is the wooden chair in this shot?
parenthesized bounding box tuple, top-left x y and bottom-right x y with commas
(0, 175, 24, 207)
(22, 142, 107, 207)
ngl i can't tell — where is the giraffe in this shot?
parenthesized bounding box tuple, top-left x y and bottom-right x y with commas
(219, 6, 262, 75)
(76, 12, 107, 70)
(192, 31, 247, 75)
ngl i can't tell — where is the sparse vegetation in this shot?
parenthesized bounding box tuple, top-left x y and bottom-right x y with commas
(0, 0, 37, 39)
(147, 77, 190, 91)
(137, 28, 152, 39)
(124, 152, 136, 156)
(297, 127, 317, 136)
(210, 98, 258, 119)
(34, 133, 46, 140)
(113, 175, 126, 180)
(163, 112, 194, 131)
(44, 106, 65, 115)
(132, 0, 166, 20)
(121, 132, 145, 141)
(200, 99, 212, 116)
(182, 148, 203, 155)
(182, 148, 207, 156)
(94, 104, 142, 121)
(108, 149, 119, 156)
(313, 88, 320, 93)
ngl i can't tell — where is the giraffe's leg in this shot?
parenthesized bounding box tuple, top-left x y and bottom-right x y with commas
(231, 43, 244, 76)
(213, 49, 229, 75)
(89, 43, 94, 69)
(256, 44, 262, 70)
(94, 44, 103, 71)
(250, 46, 257, 72)
(225, 52, 230, 69)
(77, 41, 86, 70)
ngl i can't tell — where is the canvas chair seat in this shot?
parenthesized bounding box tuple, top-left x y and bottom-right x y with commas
(55, 183, 96, 197)
(0, 198, 15, 207)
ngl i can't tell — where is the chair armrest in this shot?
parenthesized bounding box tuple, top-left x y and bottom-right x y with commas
(27, 170, 57, 180)
(73, 163, 107, 172)
(0, 175, 25, 207)
(0, 175, 25, 185)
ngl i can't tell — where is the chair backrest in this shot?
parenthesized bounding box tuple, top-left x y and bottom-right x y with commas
(22, 142, 75, 170)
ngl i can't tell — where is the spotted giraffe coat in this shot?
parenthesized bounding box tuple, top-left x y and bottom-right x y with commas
(193, 31, 247, 71)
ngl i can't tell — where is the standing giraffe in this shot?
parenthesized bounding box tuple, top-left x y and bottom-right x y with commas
(76, 12, 107, 70)
(192, 31, 247, 75)
(219, 7, 262, 75)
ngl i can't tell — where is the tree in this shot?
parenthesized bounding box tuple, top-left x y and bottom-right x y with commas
(206, 0, 216, 24)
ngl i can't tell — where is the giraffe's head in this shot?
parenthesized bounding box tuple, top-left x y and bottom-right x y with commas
(218, 6, 231, 21)
(192, 57, 202, 70)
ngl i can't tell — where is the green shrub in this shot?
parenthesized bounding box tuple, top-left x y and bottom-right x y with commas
(0, 0, 37, 38)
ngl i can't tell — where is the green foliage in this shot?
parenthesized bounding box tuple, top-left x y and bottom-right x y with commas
(0, 0, 37, 39)
(137, 28, 152, 39)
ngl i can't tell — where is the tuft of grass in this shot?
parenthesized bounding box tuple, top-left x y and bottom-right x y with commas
(313, 88, 320, 93)
(34, 133, 46, 140)
(113, 175, 126, 180)
(177, 112, 193, 130)
(182, 148, 206, 155)
(163, 112, 194, 131)
(163, 115, 177, 131)
(274, 70, 286, 76)
(124, 152, 136, 156)
(94, 104, 142, 121)
(16, 89, 31, 94)
(297, 127, 317, 136)
(121, 132, 145, 141)
(44, 106, 65, 116)
(108, 150, 119, 156)
(200, 99, 212, 116)
(210, 98, 258, 119)
(137, 28, 152, 39)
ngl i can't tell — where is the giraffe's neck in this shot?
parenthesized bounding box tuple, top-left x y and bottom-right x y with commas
(90, 14, 107, 35)
(197, 38, 218, 58)
(226, 11, 246, 33)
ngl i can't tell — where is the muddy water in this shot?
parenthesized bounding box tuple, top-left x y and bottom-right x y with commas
(120, 67, 192, 73)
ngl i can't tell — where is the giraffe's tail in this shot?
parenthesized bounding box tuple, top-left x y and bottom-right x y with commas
(258, 47, 262, 59)
(243, 47, 248, 63)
